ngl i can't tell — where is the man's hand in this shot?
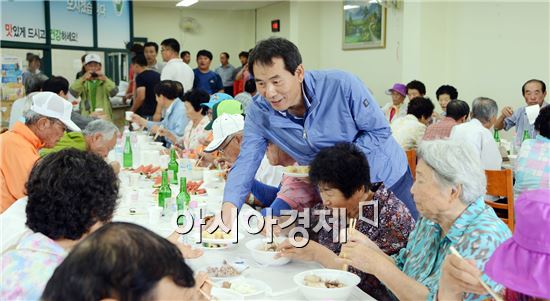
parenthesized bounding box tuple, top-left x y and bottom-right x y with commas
(501, 106, 514, 118)
(206, 202, 237, 231)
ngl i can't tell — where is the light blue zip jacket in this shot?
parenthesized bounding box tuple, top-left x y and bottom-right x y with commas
(146, 98, 187, 147)
(224, 70, 407, 208)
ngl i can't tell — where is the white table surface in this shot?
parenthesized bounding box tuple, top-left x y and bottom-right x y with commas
(113, 170, 376, 301)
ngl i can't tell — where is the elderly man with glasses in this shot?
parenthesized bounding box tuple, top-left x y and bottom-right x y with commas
(0, 92, 80, 213)
(203, 114, 283, 189)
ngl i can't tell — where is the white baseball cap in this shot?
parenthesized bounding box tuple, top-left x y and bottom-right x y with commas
(204, 114, 244, 153)
(30, 92, 81, 132)
(84, 53, 101, 65)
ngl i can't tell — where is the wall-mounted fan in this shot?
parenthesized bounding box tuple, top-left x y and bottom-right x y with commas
(179, 16, 200, 33)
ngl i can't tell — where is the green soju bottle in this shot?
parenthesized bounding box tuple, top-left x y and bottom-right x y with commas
(493, 129, 500, 143)
(158, 170, 172, 214)
(168, 149, 179, 185)
(122, 135, 133, 168)
(176, 177, 191, 226)
(522, 130, 531, 142)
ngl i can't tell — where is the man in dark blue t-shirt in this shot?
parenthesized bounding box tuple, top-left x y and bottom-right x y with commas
(131, 54, 161, 119)
(193, 49, 223, 95)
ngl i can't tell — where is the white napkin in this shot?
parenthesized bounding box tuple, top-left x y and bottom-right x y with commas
(525, 104, 540, 125)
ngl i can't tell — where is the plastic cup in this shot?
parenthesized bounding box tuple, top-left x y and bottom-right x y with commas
(125, 111, 134, 121)
(128, 173, 140, 187)
(148, 206, 163, 224)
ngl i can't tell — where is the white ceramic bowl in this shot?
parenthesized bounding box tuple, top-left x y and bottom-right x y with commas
(245, 237, 291, 266)
(293, 269, 360, 301)
(218, 278, 269, 299)
(210, 287, 243, 301)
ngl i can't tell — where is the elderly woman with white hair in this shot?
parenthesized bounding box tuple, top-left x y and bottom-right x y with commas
(338, 139, 511, 301)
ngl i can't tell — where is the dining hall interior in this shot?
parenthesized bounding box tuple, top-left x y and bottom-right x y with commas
(0, 1, 549, 300)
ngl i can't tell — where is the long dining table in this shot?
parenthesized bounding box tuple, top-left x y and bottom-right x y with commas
(113, 169, 376, 301)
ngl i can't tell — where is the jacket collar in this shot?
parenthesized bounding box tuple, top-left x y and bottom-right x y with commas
(12, 122, 44, 150)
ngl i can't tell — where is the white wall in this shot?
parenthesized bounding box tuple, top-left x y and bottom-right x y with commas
(401, 1, 549, 139)
(133, 1, 549, 120)
(133, 6, 255, 69)
(255, 1, 291, 42)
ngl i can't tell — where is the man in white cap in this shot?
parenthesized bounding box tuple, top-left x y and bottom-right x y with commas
(0, 92, 80, 213)
(204, 114, 283, 187)
(70, 53, 118, 119)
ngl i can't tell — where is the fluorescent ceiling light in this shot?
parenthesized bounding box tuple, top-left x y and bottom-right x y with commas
(177, 0, 198, 7)
(343, 4, 360, 10)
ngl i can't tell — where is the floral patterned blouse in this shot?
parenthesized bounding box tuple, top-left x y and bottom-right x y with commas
(392, 196, 512, 301)
(179, 115, 211, 152)
(1, 231, 67, 300)
(310, 184, 415, 301)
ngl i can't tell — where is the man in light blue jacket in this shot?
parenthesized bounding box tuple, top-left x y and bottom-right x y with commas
(219, 37, 417, 224)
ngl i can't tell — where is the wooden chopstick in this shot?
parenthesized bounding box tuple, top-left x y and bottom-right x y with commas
(448, 246, 504, 301)
(341, 217, 357, 271)
(199, 288, 211, 300)
(194, 154, 204, 167)
(153, 124, 164, 141)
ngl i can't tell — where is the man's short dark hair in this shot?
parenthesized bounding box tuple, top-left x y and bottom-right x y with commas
(41, 222, 195, 301)
(436, 85, 458, 100)
(182, 89, 209, 115)
(42, 76, 69, 95)
(221, 52, 230, 59)
(25, 149, 118, 240)
(406, 80, 426, 95)
(248, 37, 302, 77)
(180, 50, 190, 58)
(445, 99, 470, 121)
(126, 42, 144, 54)
(407, 97, 435, 120)
(535, 105, 550, 139)
(144, 41, 159, 53)
(238, 51, 249, 59)
(522, 79, 547, 95)
(154, 80, 179, 100)
(197, 49, 213, 61)
(131, 53, 148, 67)
(244, 78, 256, 94)
(161, 38, 180, 54)
(309, 143, 370, 199)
